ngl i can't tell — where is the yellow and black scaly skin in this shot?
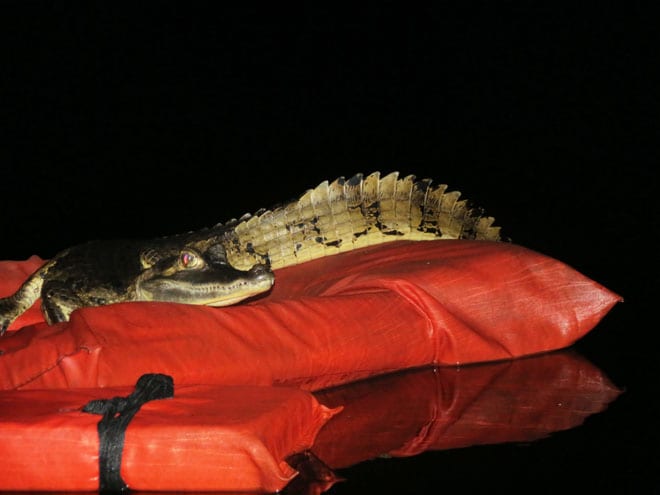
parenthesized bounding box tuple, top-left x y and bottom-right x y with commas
(0, 171, 502, 334)
(0, 235, 273, 334)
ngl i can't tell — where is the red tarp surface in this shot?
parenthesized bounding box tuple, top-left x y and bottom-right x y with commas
(0, 383, 337, 491)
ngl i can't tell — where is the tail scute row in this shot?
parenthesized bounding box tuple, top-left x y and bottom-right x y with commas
(223, 172, 502, 270)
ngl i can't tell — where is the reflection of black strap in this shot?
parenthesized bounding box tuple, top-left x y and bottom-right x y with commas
(83, 374, 174, 493)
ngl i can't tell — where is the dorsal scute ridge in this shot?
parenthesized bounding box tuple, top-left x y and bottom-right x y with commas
(222, 171, 502, 270)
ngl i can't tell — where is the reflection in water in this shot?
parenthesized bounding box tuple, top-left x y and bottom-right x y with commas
(1, 350, 619, 495)
(307, 349, 621, 489)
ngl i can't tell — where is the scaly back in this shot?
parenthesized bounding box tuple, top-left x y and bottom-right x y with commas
(219, 171, 502, 271)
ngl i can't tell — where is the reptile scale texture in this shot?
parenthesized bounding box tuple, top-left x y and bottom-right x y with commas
(0, 171, 502, 334)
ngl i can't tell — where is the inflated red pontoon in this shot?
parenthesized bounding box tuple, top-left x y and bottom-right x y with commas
(0, 240, 620, 491)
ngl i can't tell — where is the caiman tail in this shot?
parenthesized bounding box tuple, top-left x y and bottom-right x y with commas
(220, 171, 502, 271)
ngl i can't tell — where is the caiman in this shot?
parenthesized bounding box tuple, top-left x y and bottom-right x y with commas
(0, 171, 502, 335)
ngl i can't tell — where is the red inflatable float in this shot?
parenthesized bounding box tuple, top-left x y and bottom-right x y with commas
(0, 240, 621, 491)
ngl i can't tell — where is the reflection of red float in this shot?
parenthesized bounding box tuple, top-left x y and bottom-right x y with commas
(0, 241, 620, 491)
(312, 351, 622, 470)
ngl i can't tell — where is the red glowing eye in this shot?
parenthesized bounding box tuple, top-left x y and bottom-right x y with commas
(181, 252, 194, 267)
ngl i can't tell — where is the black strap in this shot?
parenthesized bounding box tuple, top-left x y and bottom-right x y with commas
(83, 373, 174, 493)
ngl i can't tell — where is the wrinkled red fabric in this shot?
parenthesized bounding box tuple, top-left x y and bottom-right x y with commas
(0, 383, 337, 492)
(311, 350, 621, 468)
(0, 241, 621, 390)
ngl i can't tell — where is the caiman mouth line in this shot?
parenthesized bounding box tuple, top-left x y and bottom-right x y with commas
(161, 279, 269, 294)
(140, 274, 275, 307)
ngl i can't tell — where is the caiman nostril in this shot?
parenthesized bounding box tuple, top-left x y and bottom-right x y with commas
(248, 264, 275, 287)
(249, 264, 270, 276)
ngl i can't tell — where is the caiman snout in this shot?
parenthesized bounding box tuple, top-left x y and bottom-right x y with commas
(248, 263, 272, 279)
(244, 263, 275, 295)
(135, 258, 275, 307)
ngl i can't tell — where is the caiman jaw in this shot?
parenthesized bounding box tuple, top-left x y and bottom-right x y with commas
(135, 263, 274, 307)
(205, 266, 275, 306)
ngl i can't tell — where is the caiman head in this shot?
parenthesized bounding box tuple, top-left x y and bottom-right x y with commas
(134, 240, 274, 307)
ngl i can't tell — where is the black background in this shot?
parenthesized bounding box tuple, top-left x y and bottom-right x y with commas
(0, 3, 656, 493)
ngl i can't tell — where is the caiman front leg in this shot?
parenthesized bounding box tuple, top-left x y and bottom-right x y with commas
(0, 260, 55, 335)
(0, 299, 18, 336)
(41, 280, 86, 324)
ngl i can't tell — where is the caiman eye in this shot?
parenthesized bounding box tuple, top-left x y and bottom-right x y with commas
(179, 251, 203, 269)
